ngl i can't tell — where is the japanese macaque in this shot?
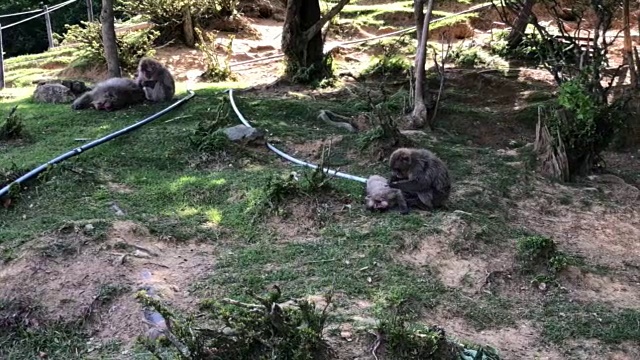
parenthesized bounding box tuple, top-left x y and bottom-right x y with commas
(388, 148, 451, 210)
(135, 58, 175, 102)
(365, 175, 410, 214)
(71, 77, 146, 111)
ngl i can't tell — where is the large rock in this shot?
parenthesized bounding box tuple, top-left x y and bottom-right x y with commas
(222, 125, 266, 145)
(32, 83, 76, 104)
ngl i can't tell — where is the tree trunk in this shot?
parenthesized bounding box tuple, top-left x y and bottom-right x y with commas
(281, 0, 350, 83)
(183, 6, 195, 48)
(506, 0, 535, 49)
(408, 0, 435, 129)
(413, 0, 426, 71)
(414, 0, 426, 44)
(623, 0, 637, 87)
(101, 0, 121, 78)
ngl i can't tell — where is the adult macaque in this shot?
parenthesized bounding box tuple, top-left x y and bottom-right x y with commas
(388, 148, 451, 210)
(365, 175, 410, 214)
(135, 58, 175, 102)
(71, 77, 145, 111)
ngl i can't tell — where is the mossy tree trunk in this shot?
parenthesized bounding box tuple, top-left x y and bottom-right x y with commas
(281, 0, 351, 83)
(101, 0, 121, 78)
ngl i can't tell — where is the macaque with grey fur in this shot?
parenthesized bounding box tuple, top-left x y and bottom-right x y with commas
(71, 77, 146, 111)
(365, 175, 410, 214)
(135, 58, 175, 102)
(388, 148, 451, 210)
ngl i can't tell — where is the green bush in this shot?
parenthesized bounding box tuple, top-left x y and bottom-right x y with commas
(0, 106, 27, 141)
(516, 235, 569, 276)
(550, 77, 627, 176)
(56, 21, 159, 73)
(117, 0, 239, 45)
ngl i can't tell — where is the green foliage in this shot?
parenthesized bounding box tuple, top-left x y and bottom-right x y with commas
(117, 0, 239, 44)
(0, 106, 27, 141)
(191, 100, 235, 152)
(374, 304, 502, 359)
(57, 21, 159, 73)
(137, 288, 333, 359)
(1, 0, 96, 57)
(516, 235, 568, 276)
(195, 28, 236, 82)
(256, 165, 332, 217)
(361, 41, 411, 78)
(447, 45, 506, 69)
(490, 29, 544, 62)
(549, 77, 628, 176)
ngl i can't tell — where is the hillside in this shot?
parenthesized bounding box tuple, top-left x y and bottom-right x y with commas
(1, 1, 639, 359)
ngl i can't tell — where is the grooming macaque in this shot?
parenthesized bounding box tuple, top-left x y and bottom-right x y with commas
(388, 148, 451, 210)
(71, 78, 146, 111)
(365, 175, 410, 214)
(135, 58, 175, 102)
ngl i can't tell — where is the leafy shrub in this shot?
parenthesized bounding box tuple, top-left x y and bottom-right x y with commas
(117, 0, 239, 45)
(195, 28, 236, 82)
(57, 21, 159, 73)
(516, 235, 569, 276)
(448, 44, 506, 68)
(0, 106, 27, 141)
(549, 77, 627, 176)
(137, 288, 333, 359)
(361, 40, 412, 79)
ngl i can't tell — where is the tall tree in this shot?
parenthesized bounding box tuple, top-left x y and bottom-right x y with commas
(281, 0, 350, 83)
(408, 0, 435, 129)
(101, 0, 121, 78)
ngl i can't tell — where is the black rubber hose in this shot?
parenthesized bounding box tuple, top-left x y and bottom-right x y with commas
(0, 90, 196, 198)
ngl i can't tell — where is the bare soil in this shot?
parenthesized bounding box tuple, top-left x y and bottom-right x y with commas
(0, 220, 217, 346)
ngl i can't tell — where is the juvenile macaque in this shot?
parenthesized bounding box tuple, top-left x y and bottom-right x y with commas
(135, 58, 175, 102)
(388, 148, 451, 210)
(71, 77, 146, 111)
(365, 175, 410, 214)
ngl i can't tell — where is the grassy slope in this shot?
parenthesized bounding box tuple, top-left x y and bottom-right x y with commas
(1, 3, 640, 360)
(2, 82, 639, 358)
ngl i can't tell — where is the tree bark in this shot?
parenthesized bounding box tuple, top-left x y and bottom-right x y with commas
(413, 0, 426, 71)
(183, 6, 195, 48)
(414, 0, 426, 44)
(506, 0, 535, 49)
(623, 0, 637, 87)
(408, 0, 435, 129)
(101, 0, 121, 78)
(281, 0, 350, 83)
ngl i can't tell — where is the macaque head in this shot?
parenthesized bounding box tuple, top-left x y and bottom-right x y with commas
(92, 91, 116, 111)
(138, 58, 159, 78)
(389, 148, 413, 179)
(365, 195, 389, 211)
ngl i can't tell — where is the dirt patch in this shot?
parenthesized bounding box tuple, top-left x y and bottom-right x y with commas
(515, 183, 640, 267)
(397, 213, 512, 294)
(559, 266, 640, 309)
(430, 316, 564, 360)
(0, 220, 217, 346)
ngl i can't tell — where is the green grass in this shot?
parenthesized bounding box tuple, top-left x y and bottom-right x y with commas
(0, 54, 637, 358)
(540, 295, 640, 344)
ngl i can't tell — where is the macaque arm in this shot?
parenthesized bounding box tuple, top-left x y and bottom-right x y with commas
(392, 189, 410, 214)
(389, 179, 426, 193)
